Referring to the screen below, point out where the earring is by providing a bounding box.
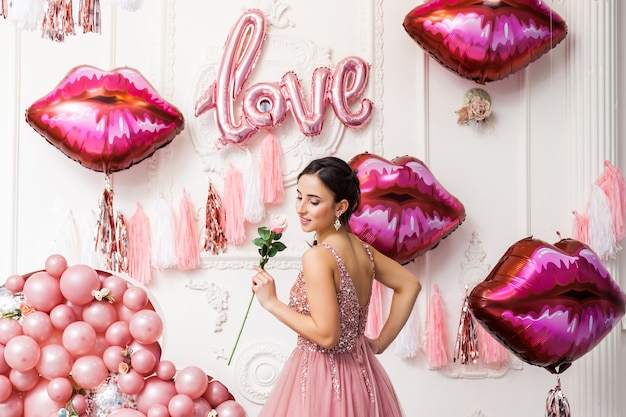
[334,216,342,231]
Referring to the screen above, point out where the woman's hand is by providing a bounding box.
[365,336,387,354]
[252,265,278,312]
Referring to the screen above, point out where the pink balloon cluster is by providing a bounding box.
[0,254,245,417]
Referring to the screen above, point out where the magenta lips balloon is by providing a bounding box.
[26,65,185,173]
[403,0,568,84]
[348,153,466,265]
[469,237,626,374]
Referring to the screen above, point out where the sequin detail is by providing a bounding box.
[288,242,375,402]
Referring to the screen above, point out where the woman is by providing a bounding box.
[252,156,421,417]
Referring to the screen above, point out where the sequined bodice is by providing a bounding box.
[289,242,374,353]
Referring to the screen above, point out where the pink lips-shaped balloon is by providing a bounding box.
[26,65,185,173]
[403,0,568,84]
[469,237,626,374]
[348,153,466,265]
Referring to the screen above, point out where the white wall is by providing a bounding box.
[0,1,624,416]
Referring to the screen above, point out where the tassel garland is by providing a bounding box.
[364,279,384,339]
[176,189,200,270]
[42,0,75,42]
[545,376,571,417]
[113,211,128,274]
[8,0,43,30]
[477,324,508,364]
[425,284,450,368]
[571,210,589,244]
[587,183,619,260]
[243,151,265,223]
[77,0,100,33]
[152,196,178,270]
[201,181,228,255]
[261,132,284,205]
[223,164,246,245]
[453,287,479,365]
[95,176,116,267]
[596,160,626,241]
[392,301,420,358]
[128,202,152,284]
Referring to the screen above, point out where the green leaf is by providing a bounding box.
[260,244,269,257]
[272,242,287,251]
[258,227,271,240]
[273,233,282,240]
[252,237,265,247]
[268,247,278,257]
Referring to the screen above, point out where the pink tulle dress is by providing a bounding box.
[258,243,404,417]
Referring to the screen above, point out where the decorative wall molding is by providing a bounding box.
[186,279,229,332]
[233,341,290,405]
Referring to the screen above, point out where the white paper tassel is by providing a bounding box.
[588,183,620,260]
[9,0,45,31]
[152,196,178,270]
[243,151,265,224]
[391,301,421,358]
[111,0,143,11]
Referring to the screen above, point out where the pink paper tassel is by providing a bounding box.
[1,0,7,18]
[365,279,384,339]
[128,202,152,284]
[596,160,626,241]
[176,189,200,270]
[425,284,449,368]
[572,210,589,244]
[223,165,246,245]
[202,181,228,254]
[477,324,508,364]
[261,132,284,205]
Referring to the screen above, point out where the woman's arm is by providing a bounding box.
[367,247,422,354]
[252,246,341,349]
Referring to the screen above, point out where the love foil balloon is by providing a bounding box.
[403,0,568,84]
[348,153,466,265]
[468,237,626,374]
[26,65,185,173]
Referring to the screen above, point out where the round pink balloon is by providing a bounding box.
[107,409,148,417]
[0,374,11,402]
[175,366,208,400]
[82,300,117,333]
[72,393,88,414]
[168,394,194,417]
[117,369,145,395]
[71,355,108,389]
[131,348,157,375]
[102,275,129,301]
[136,376,177,414]
[0,318,23,344]
[4,335,41,371]
[22,311,54,343]
[147,404,169,417]
[215,400,245,417]
[22,271,63,312]
[37,344,74,379]
[0,345,9,374]
[105,321,132,346]
[192,397,212,417]
[46,377,73,402]
[156,360,176,381]
[203,380,231,407]
[59,264,101,305]
[49,304,78,330]
[62,321,97,356]
[23,378,65,417]
[4,275,24,293]
[0,391,23,417]
[37,343,73,380]
[103,345,126,373]
[128,341,161,375]
[45,254,68,278]
[88,332,111,357]
[9,368,39,392]
[123,286,149,311]
[129,310,163,344]
[116,303,135,323]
